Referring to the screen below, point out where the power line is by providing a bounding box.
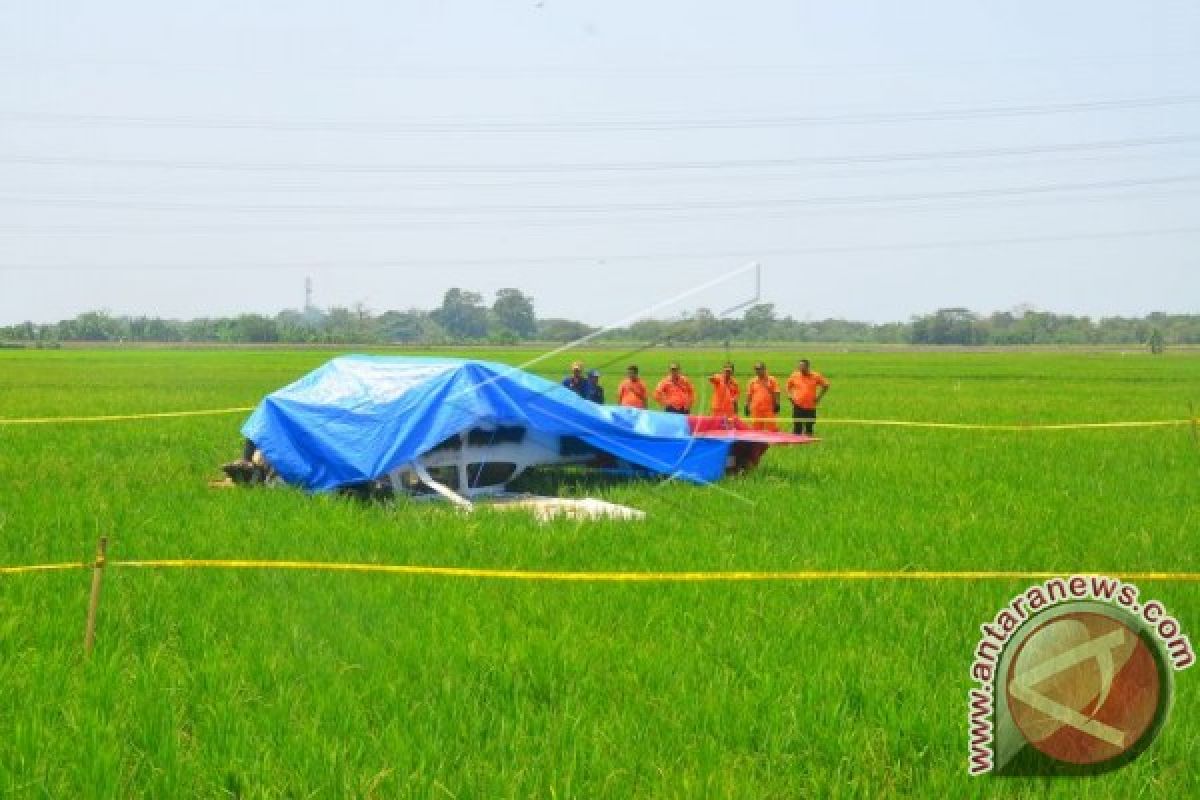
[4,93,1200,132]
[3,224,1198,271]
[1,180,1194,235]
[5,140,1200,195]
[2,49,1196,78]
[1,173,1195,215]
[4,132,1197,175]
[1,186,1195,234]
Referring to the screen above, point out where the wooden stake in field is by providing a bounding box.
[83,536,108,658]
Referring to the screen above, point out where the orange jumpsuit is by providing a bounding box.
[617,377,648,408]
[786,371,829,410]
[745,375,780,431]
[654,376,695,412]
[708,374,740,417]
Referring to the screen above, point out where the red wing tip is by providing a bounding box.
[692,431,819,444]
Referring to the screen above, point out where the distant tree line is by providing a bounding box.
[2,289,1195,348]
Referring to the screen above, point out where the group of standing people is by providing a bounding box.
[561,361,606,403]
[562,358,830,435]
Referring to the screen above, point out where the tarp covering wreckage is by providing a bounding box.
[242,355,748,492]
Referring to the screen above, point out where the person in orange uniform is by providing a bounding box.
[707,361,739,419]
[617,365,649,409]
[743,361,781,431]
[654,362,695,414]
[786,358,830,435]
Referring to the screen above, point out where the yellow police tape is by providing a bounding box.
[4,559,1200,583]
[0,406,1194,431]
[0,407,254,425]
[0,562,92,575]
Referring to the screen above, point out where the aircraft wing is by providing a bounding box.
[690,428,817,445]
[687,414,818,445]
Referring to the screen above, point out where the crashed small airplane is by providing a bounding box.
[220,355,815,520]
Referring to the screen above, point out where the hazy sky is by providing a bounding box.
[2,1,1198,325]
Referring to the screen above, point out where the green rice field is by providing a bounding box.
[1,347,1198,797]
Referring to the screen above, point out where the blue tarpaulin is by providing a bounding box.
[242,355,731,491]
